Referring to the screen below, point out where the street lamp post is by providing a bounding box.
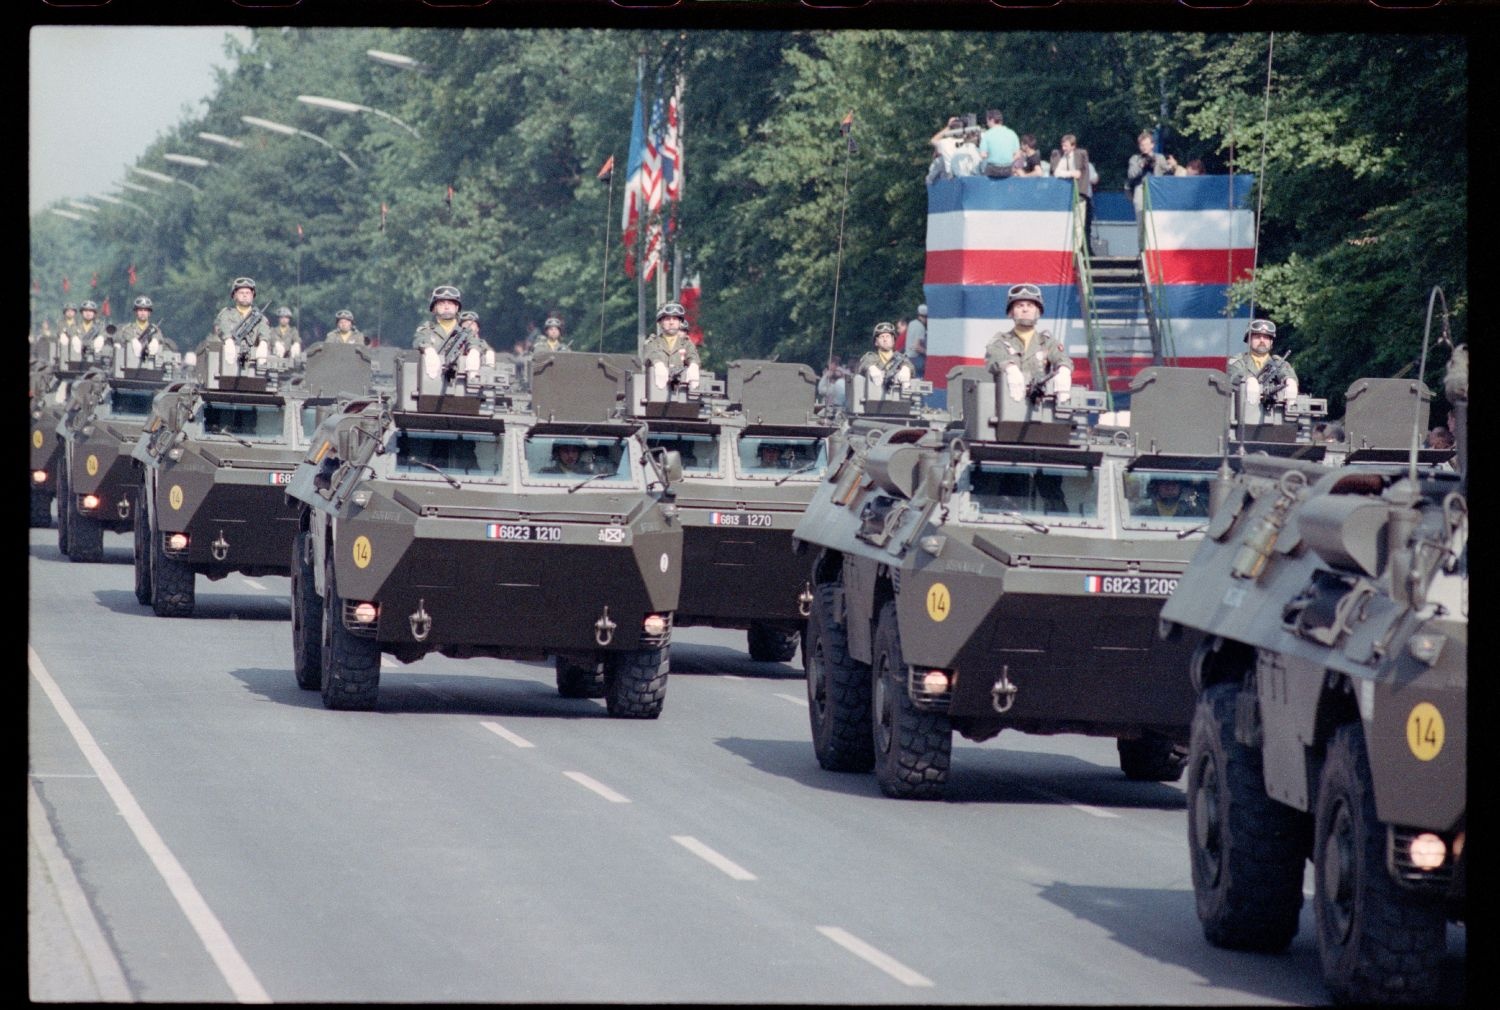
[367,49,424,72]
[117,180,157,195]
[129,165,201,195]
[164,153,215,169]
[49,208,85,222]
[198,132,244,150]
[297,94,421,140]
[67,200,100,214]
[241,115,360,171]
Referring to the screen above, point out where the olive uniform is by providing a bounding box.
[856,348,913,387]
[272,307,301,350]
[1226,351,1298,394]
[641,331,700,372]
[327,327,367,346]
[983,326,1070,383]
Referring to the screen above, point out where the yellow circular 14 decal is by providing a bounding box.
[925,582,951,622]
[168,485,184,510]
[32,429,44,449]
[86,454,99,476]
[352,535,373,569]
[1405,702,1444,761]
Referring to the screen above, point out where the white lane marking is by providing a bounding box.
[816,926,934,988]
[719,675,744,681]
[28,780,132,1000]
[417,683,457,702]
[670,835,757,881]
[563,771,630,804]
[1021,784,1120,819]
[774,692,809,707]
[381,656,398,669]
[480,721,535,749]
[29,647,272,1003]
[241,578,266,591]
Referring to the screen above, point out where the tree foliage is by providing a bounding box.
[30,28,1466,411]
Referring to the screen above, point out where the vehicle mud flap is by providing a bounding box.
[871,600,951,799]
[806,582,874,772]
[604,645,668,719]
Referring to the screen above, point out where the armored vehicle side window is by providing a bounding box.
[1122,469,1211,523]
[396,430,503,477]
[646,432,720,475]
[523,435,631,484]
[968,462,1098,519]
[108,389,156,418]
[736,436,827,479]
[300,406,321,442]
[202,401,286,439]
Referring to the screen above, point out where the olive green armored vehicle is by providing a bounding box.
[631,359,837,662]
[55,344,189,562]
[285,348,684,716]
[1161,321,1466,1003]
[131,342,376,616]
[793,366,1254,799]
[29,358,79,528]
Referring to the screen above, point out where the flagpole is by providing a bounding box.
[600,159,614,353]
[828,111,856,371]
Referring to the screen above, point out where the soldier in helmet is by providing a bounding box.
[272,306,300,350]
[57,302,81,349]
[211,276,278,361]
[856,321,914,393]
[74,299,107,360]
[1226,318,1299,407]
[120,296,175,367]
[328,309,366,346]
[534,316,570,353]
[984,282,1073,403]
[414,284,486,378]
[642,301,700,392]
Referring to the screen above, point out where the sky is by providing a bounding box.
[30,26,253,215]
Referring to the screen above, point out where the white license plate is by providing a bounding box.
[487,523,562,542]
[1083,574,1178,597]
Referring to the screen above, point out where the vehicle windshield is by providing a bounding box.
[201,401,286,440]
[646,431,720,475]
[1121,468,1212,524]
[523,434,632,485]
[735,435,827,480]
[108,389,156,419]
[396,429,503,478]
[966,462,1098,520]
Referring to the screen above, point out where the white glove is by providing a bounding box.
[70,336,83,358]
[460,347,481,373]
[895,365,913,389]
[1244,375,1262,404]
[684,361,701,391]
[146,337,160,358]
[482,348,496,367]
[289,341,302,359]
[184,351,197,368]
[866,365,886,389]
[253,341,269,361]
[1051,365,1072,403]
[1004,363,1025,402]
[651,360,670,390]
[91,335,105,354]
[1281,376,1299,403]
[272,339,287,358]
[422,346,442,380]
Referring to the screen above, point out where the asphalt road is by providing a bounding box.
[28,528,1466,1003]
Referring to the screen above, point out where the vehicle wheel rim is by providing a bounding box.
[873,651,894,755]
[1192,754,1223,888]
[1321,798,1356,944]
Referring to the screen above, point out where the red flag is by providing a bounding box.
[840,110,854,135]
[101,296,111,317]
[128,264,137,286]
[597,155,615,181]
[445,185,454,208]
[680,273,703,345]
[31,278,40,294]
[380,202,388,232]
[297,223,303,239]
[90,272,98,288]
[62,276,70,293]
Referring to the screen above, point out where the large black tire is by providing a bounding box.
[150,517,196,617]
[556,656,606,699]
[290,530,324,690]
[1118,732,1188,782]
[30,488,53,529]
[871,600,951,800]
[132,487,153,606]
[1313,721,1446,1004]
[56,461,71,556]
[320,559,382,710]
[1188,682,1308,952]
[68,510,104,563]
[604,646,668,718]
[805,582,873,772]
[747,622,799,663]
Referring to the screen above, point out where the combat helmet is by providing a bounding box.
[429,285,462,310]
[1243,318,1276,344]
[334,309,355,322]
[1006,283,1044,314]
[871,321,898,342]
[230,276,256,294]
[132,296,153,311]
[656,301,686,321]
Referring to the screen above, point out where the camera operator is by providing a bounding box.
[818,353,851,407]
[1127,130,1170,211]
[926,115,968,184]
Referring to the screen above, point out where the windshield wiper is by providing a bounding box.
[998,510,1050,533]
[410,458,461,489]
[214,427,255,448]
[775,460,821,486]
[1177,521,1210,540]
[567,471,615,493]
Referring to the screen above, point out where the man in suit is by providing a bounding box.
[1050,134,1094,254]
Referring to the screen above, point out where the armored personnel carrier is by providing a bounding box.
[630,359,837,662]
[285,348,684,716]
[1161,320,1466,1003]
[793,365,1239,799]
[54,343,189,562]
[29,359,78,528]
[131,341,376,616]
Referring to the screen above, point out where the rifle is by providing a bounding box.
[227,303,267,363]
[435,323,473,380]
[1257,359,1291,407]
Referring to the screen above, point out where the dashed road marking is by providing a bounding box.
[670,835,757,880]
[480,721,535,749]
[774,693,809,707]
[29,647,271,1003]
[719,675,744,681]
[816,926,934,987]
[1020,784,1120,819]
[563,771,630,804]
[241,578,266,591]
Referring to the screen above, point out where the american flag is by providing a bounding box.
[622,67,646,277]
[662,78,684,203]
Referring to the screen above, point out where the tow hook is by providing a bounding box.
[594,607,617,647]
[116,496,131,519]
[211,530,230,561]
[409,598,432,641]
[797,583,814,617]
[990,665,1018,714]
